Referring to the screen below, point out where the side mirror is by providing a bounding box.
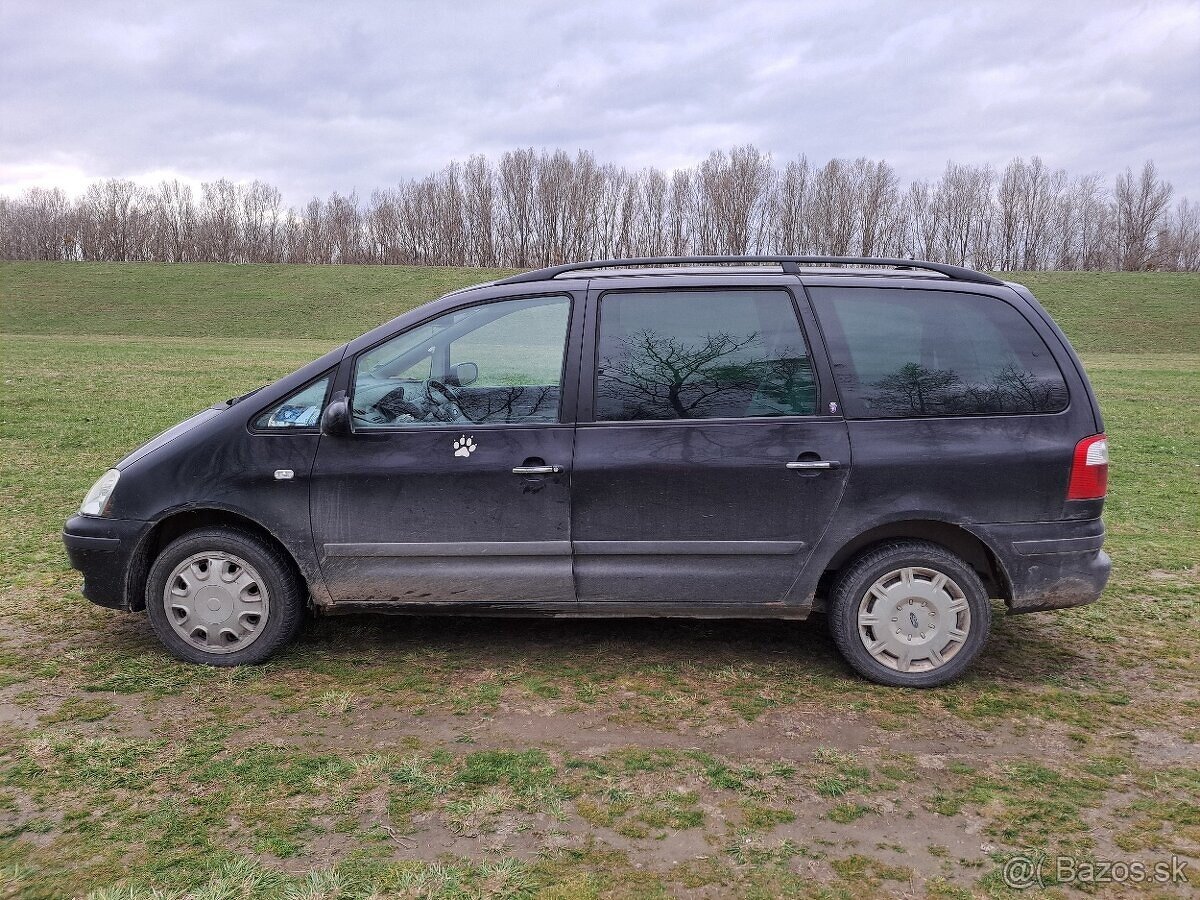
[448,361,478,387]
[320,397,352,437]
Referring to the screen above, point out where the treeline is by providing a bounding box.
[2,147,1197,271]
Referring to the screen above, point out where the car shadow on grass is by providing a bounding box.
[295,611,841,669]
[68,598,1104,718]
[279,605,1100,693]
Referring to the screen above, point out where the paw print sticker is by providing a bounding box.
[453,435,476,458]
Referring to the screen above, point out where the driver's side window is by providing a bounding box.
[352,295,571,428]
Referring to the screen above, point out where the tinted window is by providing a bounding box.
[254,375,331,429]
[595,289,817,421]
[353,296,570,428]
[810,287,1068,418]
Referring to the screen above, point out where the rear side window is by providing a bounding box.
[810,287,1068,418]
[595,289,817,421]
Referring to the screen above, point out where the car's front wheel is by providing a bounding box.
[828,540,991,687]
[145,527,304,665]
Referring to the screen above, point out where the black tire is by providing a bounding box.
[828,540,991,688]
[145,527,305,666]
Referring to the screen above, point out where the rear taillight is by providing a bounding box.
[1067,434,1108,500]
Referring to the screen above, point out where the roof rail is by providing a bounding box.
[495,256,1004,286]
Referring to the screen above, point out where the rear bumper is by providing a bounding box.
[62,515,150,610]
[969,518,1111,613]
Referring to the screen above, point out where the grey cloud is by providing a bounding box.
[2,0,1197,202]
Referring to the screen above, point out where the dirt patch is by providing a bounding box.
[1131,729,1200,765]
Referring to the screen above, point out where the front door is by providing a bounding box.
[571,281,851,611]
[311,293,578,607]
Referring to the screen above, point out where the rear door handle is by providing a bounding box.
[512,465,563,475]
[786,460,840,470]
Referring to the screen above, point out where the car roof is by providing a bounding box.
[477,256,1004,288]
[357,257,1016,360]
[562,264,957,280]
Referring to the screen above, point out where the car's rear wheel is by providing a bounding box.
[828,540,991,687]
[145,527,304,665]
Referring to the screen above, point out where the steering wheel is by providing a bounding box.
[424,377,482,424]
[374,385,424,421]
[425,378,462,406]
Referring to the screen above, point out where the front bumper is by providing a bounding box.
[62,515,151,610]
[969,518,1111,613]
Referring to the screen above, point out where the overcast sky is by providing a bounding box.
[2,0,1198,203]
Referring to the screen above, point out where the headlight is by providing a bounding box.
[80,469,120,517]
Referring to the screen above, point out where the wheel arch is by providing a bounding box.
[125,507,308,612]
[817,520,1012,603]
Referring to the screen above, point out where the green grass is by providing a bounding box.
[2,261,1197,353]
[0,261,514,341]
[1,262,1198,898]
[1010,271,1200,353]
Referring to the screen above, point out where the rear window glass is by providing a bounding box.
[810,287,1068,418]
[595,289,817,421]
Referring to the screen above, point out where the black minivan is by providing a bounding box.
[63,257,1111,687]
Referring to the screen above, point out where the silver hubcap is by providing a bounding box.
[857,566,971,673]
[164,552,269,654]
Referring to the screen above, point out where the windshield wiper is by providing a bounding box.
[225,386,264,406]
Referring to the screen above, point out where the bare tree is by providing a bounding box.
[695,146,773,254]
[198,179,241,263]
[297,197,327,264]
[809,159,859,257]
[1070,173,1111,269]
[81,179,152,261]
[1019,158,1067,270]
[152,180,197,262]
[770,155,811,254]
[1162,198,1200,271]
[0,197,16,259]
[936,162,995,268]
[366,188,403,264]
[997,158,1026,270]
[497,148,536,267]
[858,159,900,257]
[242,180,283,263]
[1,149,1195,271]
[564,151,604,261]
[666,169,694,256]
[634,167,669,257]
[1114,161,1173,270]
[325,192,364,264]
[463,155,497,267]
[9,187,73,260]
[905,179,940,261]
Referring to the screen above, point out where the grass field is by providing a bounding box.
[1,262,1198,899]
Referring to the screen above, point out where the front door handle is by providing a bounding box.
[513,465,563,475]
[786,460,840,470]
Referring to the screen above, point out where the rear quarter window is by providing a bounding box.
[810,287,1068,418]
[252,374,333,430]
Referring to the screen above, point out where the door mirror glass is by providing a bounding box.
[448,361,478,387]
[320,397,352,436]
